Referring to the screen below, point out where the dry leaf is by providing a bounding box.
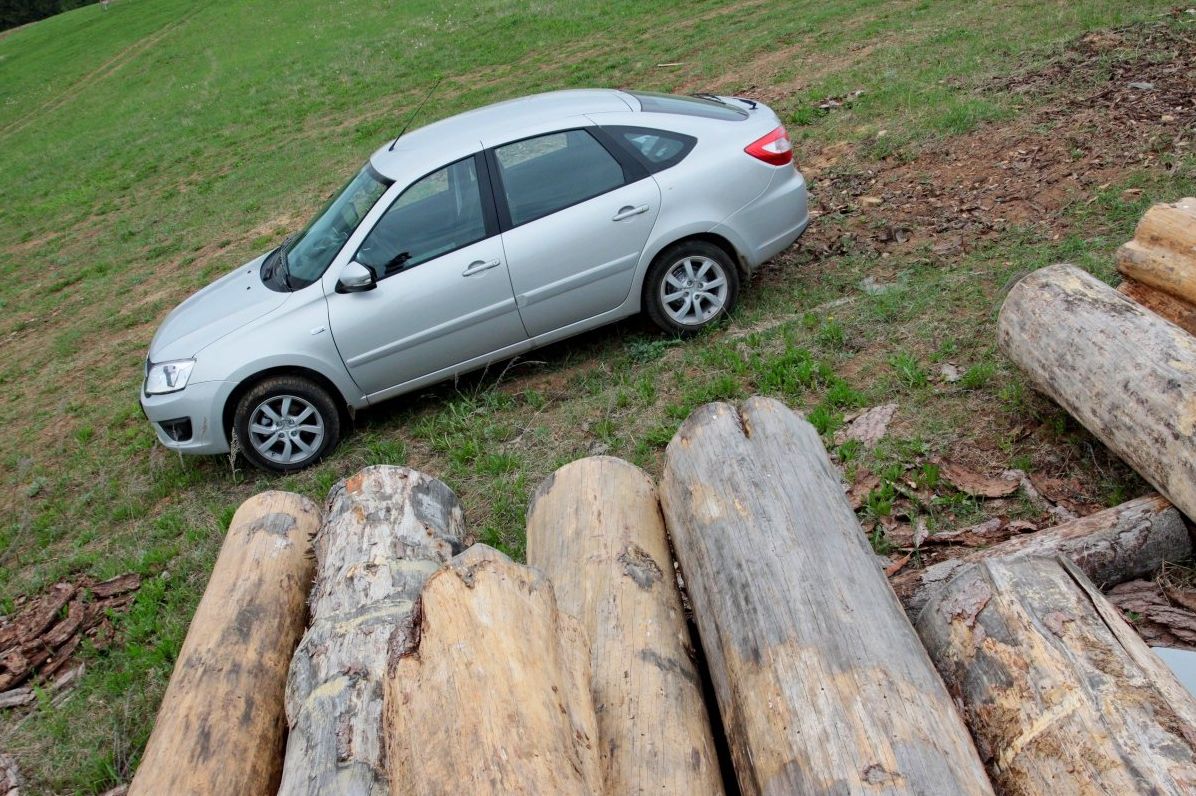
[847,469,881,510]
[939,460,1020,498]
[885,554,913,577]
[834,403,898,449]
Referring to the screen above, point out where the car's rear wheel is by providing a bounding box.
[234,375,341,473]
[644,240,740,335]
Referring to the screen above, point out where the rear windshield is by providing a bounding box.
[630,91,748,121]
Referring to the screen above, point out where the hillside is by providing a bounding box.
[1,0,1193,791]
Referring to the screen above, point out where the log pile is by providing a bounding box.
[126,335,1196,794]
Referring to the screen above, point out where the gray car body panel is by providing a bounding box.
[140,89,809,455]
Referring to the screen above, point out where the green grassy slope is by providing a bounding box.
[0,0,1188,790]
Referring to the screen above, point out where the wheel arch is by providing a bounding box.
[222,365,353,442]
[638,231,747,304]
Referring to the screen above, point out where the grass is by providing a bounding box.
[1,0,1192,791]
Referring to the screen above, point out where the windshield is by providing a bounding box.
[277,163,393,288]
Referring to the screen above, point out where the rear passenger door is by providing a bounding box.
[487,128,660,338]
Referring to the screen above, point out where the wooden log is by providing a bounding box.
[1117,199,1196,305]
[526,456,724,795]
[384,545,603,795]
[278,466,467,796]
[129,491,319,796]
[917,555,1196,793]
[660,397,993,795]
[1119,277,1196,337]
[894,494,1191,616]
[998,264,1196,521]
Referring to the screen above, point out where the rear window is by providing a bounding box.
[605,126,696,172]
[630,91,748,121]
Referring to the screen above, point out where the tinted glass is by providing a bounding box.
[495,129,625,227]
[355,157,486,277]
[630,91,748,121]
[612,126,696,171]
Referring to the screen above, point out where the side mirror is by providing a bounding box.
[336,261,377,294]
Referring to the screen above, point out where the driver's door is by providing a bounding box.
[326,154,526,399]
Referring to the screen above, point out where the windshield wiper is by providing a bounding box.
[274,232,298,290]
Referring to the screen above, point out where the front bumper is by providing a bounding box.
[139,380,232,455]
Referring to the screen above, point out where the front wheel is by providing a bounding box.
[233,376,341,473]
[643,241,740,335]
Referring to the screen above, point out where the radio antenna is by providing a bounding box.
[389,77,443,151]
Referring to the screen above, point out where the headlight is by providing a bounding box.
[145,359,195,395]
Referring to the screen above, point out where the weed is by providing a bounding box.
[959,361,997,390]
[889,351,928,389]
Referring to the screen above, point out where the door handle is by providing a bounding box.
[612,204,650,221]
[462,258,501,276]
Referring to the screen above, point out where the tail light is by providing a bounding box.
[745,126,793,166]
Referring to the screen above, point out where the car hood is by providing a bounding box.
[148,253,290,362]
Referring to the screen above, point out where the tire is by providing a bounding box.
[643,240,741,335]
[233,375,341,473]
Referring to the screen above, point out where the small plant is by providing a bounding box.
[364,438,406,466]
[959,361,996,390]
[816,317,846,348]
[626,337,681,362]
[914,462,940,489]
[807,404,842,436]
[836,438,862,463]
[824,378,865,408]
[889,351,928,388]
[869,525,895,555]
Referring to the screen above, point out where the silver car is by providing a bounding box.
[140,89,809,472]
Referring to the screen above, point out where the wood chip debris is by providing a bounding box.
[1108,579,1196,649]
[0,574,140,706]
[0,753,20,796]
[937,460,1021,498]
[834,403,898,449]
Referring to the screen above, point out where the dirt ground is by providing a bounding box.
[800,22,1195,261]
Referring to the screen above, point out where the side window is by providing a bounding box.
[355,156,487,277]
[609,126,697,173]
[494,129,626,227]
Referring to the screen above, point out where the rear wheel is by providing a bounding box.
[644,240,740,335]
[234,376,341,473]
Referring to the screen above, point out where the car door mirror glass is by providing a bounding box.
[336,261,377,293]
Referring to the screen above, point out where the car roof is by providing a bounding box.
[370,89,637,180]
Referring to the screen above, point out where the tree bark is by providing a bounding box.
[526,456,724,795]
[1117,199,1196,305]
[384,545,603,795]
[659,396,993,796]
[278,466,468,796]
[129,491,319,796]
[917,555,1196,793]
[893,494,1190,616]
[999,264,1196,522]
[1118,278,1196,338]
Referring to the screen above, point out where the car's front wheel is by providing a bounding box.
[644,240,740,335]
[233,375,341,473]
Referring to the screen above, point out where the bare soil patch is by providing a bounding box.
[801,22,1196,261]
